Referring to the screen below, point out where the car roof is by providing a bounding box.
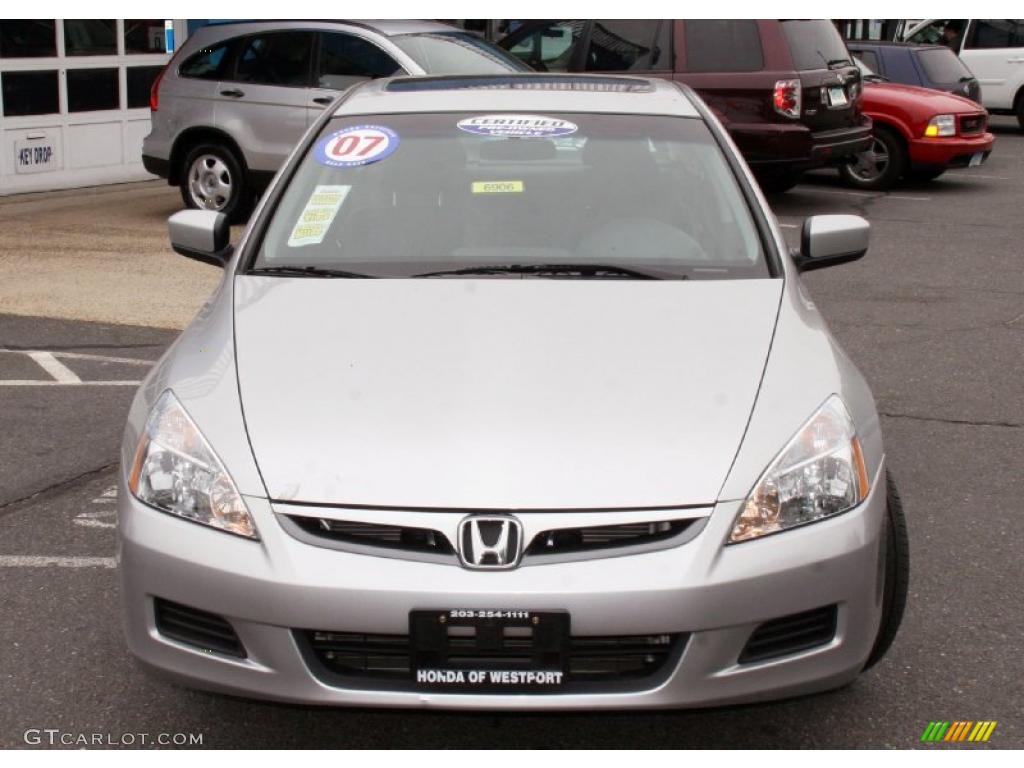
[846,40,948,51]
[191,19,458,42]
[332,75,702,118]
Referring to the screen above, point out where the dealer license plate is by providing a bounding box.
[410,609,570,691]
[827,86,849,107]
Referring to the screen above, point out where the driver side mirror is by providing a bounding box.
[168,210,233,268]
[793,214,869,272]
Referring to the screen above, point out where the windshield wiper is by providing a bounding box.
[827,58,851,68]
[248,265,375,279]
[414,263,663,280]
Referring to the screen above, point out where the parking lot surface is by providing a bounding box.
[1,117,1021,748]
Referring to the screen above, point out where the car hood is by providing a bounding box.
[233,277,782,509]
[863,81,982,112]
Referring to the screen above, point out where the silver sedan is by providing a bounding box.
[119,74,908,709]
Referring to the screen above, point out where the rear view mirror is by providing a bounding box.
[168,210,232,268]
[795,214,869,272]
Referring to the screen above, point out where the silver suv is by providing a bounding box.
[142,20,526,220]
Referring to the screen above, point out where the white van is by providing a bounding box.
[904,19,1024,127]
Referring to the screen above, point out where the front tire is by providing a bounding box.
[179,143,252,223]
[839,126,906,190]
[863,471,910,670]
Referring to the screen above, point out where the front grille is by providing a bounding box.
[301,629,685,691]
[154,598,246,658]
[526,519,695,556]
[959,113,986,135]
[738,605,837,664]
[287,516,454,555]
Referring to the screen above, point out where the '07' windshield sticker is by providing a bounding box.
[457,114,578,138]
[314,125,400,168]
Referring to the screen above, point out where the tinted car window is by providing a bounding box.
[848,47,880,73]
[318,32,401,90]
[916,47,972,82]
[392,33,527,75]
[965,20,1024,49]
[685,20,764,72]
[236,31,314,86]
[179,42,231,80]
[502,21,586,72]
[781,20,851,70]
[585,21,669,71]
[255,113,767,280]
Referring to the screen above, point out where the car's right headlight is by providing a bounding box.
[729,395,870,544]
[128,390,257,539]
[924,114,956,137]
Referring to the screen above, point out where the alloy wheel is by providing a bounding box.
[187,154,233,211]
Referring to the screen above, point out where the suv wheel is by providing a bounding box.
[863,471,910,670]
[180,143,252,223]
[840,126,906,191]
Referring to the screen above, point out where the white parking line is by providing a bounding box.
[0,556,116,569]
[0,348,148,386]
[0,348,155,366]
[27,351,81,383]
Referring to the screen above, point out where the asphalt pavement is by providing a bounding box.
[1,117,1021,749]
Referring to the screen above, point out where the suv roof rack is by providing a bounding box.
[385,74,656,94]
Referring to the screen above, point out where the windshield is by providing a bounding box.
[253,112,768,280]
[393,33,529,75]
[781,20,852,70]
[916,47,972,83]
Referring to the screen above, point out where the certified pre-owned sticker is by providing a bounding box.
[314,125,399,168]
[457,114,578,138]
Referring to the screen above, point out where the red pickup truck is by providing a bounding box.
[840,59,995,189]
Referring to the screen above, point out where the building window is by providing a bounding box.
[127,65,164,108]
[64,20,117,56]
[67,67,119,111]
[0,20,57,58]
[124,19,166,54]
[1,70,59,116]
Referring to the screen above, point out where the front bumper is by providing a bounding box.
[119,463,888,710]
[908,132,995,169]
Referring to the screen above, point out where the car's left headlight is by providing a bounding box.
[128,390,257,539]
[729,395,870,544]
[924,114,956,137]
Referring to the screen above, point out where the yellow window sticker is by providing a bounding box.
[287,184,350,247]
[471,180,524,195]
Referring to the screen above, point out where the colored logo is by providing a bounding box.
[921,721,997,742]
[457,114,578,138]
[314,125,399,168]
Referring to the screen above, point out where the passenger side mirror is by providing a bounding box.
[168,210,233,268]
[794,214,869,272]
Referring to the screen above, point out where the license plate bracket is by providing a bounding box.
[828,86,849,107]
[410,610,570,691]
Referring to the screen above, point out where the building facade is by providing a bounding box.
[0,19,186,195]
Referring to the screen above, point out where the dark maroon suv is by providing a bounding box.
[500,19,872,192]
